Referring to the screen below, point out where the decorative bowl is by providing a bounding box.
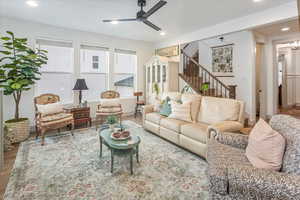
[111,131,131,141]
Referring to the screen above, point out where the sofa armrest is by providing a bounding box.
[142,105,154,122]
[228,165,300,199]
[208,121,243,138]
[212,131,249,150]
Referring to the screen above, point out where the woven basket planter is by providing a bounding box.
[4,118,30,144]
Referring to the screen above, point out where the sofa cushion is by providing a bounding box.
[269,115,300,175]
[145,112,166,124]
[168,101,192,122]
[160,118,188,132]
[181,123,209,143]
[198,96,240,124]
[207,139,252,195]
[246,119,285,171]
[181,94,202,122]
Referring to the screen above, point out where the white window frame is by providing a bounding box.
[113,49,137,98]
[80,44,110,101]
[34,38,75,104]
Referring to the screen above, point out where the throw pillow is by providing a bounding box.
[37,102,63,116]
[246,119,286,171]
[198,96,240,124]
[100,99,120,108]
[168,101,192,122]
[159,97,172,117]
[182,94,202,122]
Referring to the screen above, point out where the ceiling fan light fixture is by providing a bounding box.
[111,20,119,25]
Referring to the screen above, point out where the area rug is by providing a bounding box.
[4,121,209,200]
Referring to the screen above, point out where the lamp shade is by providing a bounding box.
[73,79,88,90]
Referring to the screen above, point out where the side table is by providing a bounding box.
[64,106,92,128]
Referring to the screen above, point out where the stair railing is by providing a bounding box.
[181,50,236,99]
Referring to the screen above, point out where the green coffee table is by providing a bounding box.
[99,125,141,175]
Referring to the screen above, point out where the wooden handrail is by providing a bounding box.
[181,50,231,91]
[181,49,236,99]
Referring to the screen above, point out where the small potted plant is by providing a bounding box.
[0,31,48,144]
[106,115,118,132]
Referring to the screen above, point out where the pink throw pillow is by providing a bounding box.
[246,119,286,171]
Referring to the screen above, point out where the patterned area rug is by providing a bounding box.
[4,121,209,200]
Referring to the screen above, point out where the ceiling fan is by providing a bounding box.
[102,0,167,31]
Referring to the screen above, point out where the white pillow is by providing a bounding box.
[168,101,192,122]
[198,96,240,124]
[100,99,120,107]
[37,102,63,116]
[181,94,202,122]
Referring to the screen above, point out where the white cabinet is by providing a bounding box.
[145,56,179,104]
[0,90,3,170]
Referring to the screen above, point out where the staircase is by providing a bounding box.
[180,50,236,99]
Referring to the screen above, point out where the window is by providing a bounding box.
[35,39,74,103]
[80,45,109,101]
[113,49,137,97]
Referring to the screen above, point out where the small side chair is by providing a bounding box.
[134,92,145,118]
[34,94,74,145]
[96,91,123,128]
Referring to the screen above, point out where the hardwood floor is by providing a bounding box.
[0,114,142,200]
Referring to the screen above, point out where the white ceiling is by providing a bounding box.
[254,19,300,37]
[0,0,296,42]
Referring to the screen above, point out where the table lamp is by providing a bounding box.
[73,79,88,105]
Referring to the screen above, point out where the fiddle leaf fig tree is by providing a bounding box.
[0,31,48,120]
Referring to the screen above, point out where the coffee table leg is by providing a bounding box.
[99,136,103,157]
[111,149,114,173]
[136,145,139,163]
[130,149,133,175]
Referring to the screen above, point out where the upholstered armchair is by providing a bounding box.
[96,91,123,127]
[34,94,74,145]
[206,115,300,200]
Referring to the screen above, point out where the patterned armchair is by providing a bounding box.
[96,91,123,127]
[206,115,300,200]
[34,94,74,145]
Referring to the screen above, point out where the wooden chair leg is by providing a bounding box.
[41,130,45,146]
[36,126,40,139]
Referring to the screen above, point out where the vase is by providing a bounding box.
[109,124,115,132]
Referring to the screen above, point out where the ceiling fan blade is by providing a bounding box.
[103,18,137,22]
[143,20,161,31]
[143,0,167,18]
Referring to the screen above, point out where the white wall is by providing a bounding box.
[197,31,256,121]
[0,17,155,125]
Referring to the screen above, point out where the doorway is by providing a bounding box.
[255,43,266,119]
[277,42,300,119]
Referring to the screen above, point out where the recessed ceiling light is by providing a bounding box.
[26,0,38,7]
[253,0,262,2]
[160,31,166,36]
[281,27,290,32]
[111,20,119,25]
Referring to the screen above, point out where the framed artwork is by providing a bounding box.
[211,44,234,73]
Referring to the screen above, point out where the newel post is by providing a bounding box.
[228,85,237,99]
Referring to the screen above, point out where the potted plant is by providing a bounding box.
[106,115,118,132]
[0,31,48,143]
[153,82,160,100]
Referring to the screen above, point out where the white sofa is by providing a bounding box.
[143,92,245,158]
